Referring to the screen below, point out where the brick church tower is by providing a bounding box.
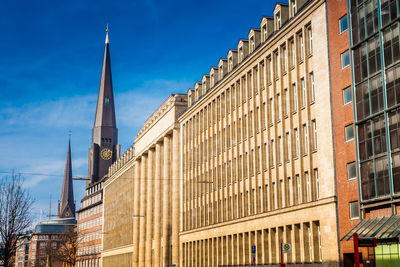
[88,27,120,184]
[76,28,119,267]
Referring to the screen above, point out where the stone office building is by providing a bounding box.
[101,94,187,267]
[179,0,340,266]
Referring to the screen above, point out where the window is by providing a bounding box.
[285,88,289,116]
[289,38,295,67]
[270,139,275,167]
[278,136,283,164]
[347,162,357,180]
[301,78,306,107]
[312,120,317,150]
[305,172,311,202]
[349,201,359,219]
[277,93,281,120]
[307,25,313,55]
[381,0,399,26]
[270,97,274,124]
[310,72,315,102]
[343,86,352,105]
[383,23,400,67]
[303,124,308,154]
[345,124,354,142]
[292,83,298,112]
[273,51,279,78]
[339,15,348,34]
[296,174,302,204]
[294,128,299,157]
[341,50,350,68]
[314,169,319,200]
[298,32,304,60]
[281,45,287,73]
[276,11,281,29]
[263,25,268,41]
[286,132,291,161]
[291,0,296,15]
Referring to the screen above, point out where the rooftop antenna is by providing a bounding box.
[48,194,51,217]
[47,194,57,218]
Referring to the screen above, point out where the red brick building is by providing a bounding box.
[326,0,360,265]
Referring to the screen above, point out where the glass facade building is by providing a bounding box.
[349,0,400,203]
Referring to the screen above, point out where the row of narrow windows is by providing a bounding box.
[183,118,317,175]
[183,71,316,169]
[182,168,319,230]
[189,22,313,107]
[182,220,322,267]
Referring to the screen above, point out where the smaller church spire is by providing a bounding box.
[58,136,75,218]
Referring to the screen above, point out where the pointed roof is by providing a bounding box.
[94,28,116,128]
[59,138,75,218]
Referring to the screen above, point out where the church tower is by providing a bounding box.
[88,27,120,184]
[58,137,75,218]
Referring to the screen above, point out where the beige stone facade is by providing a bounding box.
[179,0,339,266]
[101,94,187,267]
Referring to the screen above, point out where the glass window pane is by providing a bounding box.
[356,80,370,120]
[341,50,350,68]
[372,114,387,156]
[392,151,400,193]
[343,87,352,105]
[389,108,400,151]
[339,15,348,34]
[370,74,384,114]
[375,156,390,197]
[360,160,375,200]
[349,201,359,219]
[347,162,357,180]
[345,124,354,141]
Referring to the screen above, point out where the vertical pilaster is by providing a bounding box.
[133,159,141,267]
[162,135,171,266]
[138,154,147,267]
[172,129,180,266]
[145,149,154,265]
[153,142,162,267]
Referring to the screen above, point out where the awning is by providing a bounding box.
[341,215,400,243]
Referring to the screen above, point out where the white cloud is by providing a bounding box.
[0,95,96,131]
[0,78,191,225]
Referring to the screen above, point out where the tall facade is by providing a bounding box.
[340,0,400,266]
[101,94,187,267]
[325,0,360,266]
[179,0,340,266]
[77,29,120,267]
[58,138,76,219]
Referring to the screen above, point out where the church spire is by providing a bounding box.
[89,26,120,184]
[58,136,75,218]
[93,26,116,128]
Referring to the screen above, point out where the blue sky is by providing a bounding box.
[0,0,277,224]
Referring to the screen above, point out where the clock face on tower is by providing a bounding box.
[100,148,113,160]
